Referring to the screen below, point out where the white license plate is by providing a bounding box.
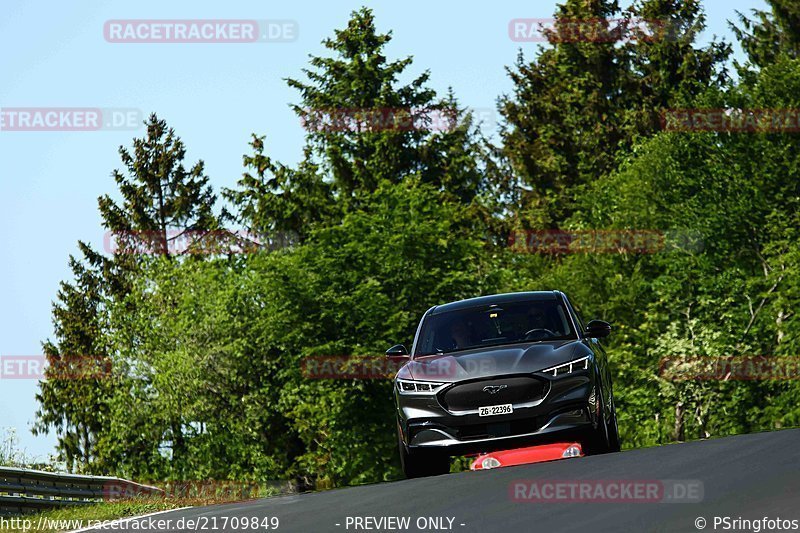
[479,404,513,417]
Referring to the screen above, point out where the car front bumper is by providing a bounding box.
[395,372,596,456]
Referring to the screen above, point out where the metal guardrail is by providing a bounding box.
[0,466,162,515]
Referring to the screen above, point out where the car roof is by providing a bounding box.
[428,291,561,315]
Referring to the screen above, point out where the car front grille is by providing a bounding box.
[440,376,549,411]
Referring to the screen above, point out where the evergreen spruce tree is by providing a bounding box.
[98,113,217,258]
[34,243,112,473]
[227,7,490,236]
[500,0,728,228]
[732,0,800,68]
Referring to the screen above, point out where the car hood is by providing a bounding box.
[400,340,591,383]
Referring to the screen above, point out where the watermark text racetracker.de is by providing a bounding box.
[508,229,703,254]
[302,356,404,379]
[103,229,298,255]
[103,479,295,502]
[508,17,676,43]
[301,355,496,380]
[662,108,800,133]
[510,479,703,503]
[0,355,111,380]
[660,355,800,381]
[0,108,142,132]
[299,106,497,134]
[104,19,298,43]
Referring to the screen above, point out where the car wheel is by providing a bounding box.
[398,426,450,478]
[582,385,611,455]
[606,393,621,453]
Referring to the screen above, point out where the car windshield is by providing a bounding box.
[414,299,577,357]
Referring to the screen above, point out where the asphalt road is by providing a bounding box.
[84,429,800,533]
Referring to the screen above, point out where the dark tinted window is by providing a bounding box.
[415,299,576,357]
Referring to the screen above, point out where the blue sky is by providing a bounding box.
[0,0,766,460]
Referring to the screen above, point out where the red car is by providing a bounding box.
[470,442,583,470]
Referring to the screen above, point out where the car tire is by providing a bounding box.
[606,393,621,453]
[583,385,612,455]
[398,427,450,478]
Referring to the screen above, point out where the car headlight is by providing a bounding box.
[562,444,582,458]
[541,356,589,377]
[396,378,447,395]
[480,457,502,469]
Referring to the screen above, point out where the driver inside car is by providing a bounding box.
[527,307,549,331]
[448,320,472,350]
[524,306,559,339]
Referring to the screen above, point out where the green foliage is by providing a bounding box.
[499,0,729,226]
[34,242,113,473]
[267,179,498,486]
[499,0,625,225]
[732,0,800,68]
[223,135,336,241]
[98,113,218,257]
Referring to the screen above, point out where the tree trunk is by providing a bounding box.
[674,400,685,442]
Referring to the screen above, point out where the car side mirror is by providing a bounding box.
[385,344,409,358]
[585,320,611,338]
